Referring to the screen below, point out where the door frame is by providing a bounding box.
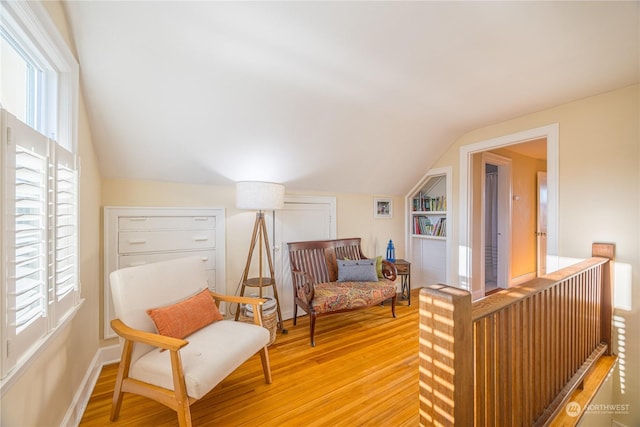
[459,123,559,300]
[480,152,512,295]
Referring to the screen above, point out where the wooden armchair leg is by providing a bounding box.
[176,405,192,427]
[170,350,193,427]
[111,340,133,421]
[260,347,273,384]
[110,386,125,422]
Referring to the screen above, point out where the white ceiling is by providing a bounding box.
[62,1,639,195]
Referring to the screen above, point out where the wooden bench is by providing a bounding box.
[287,238,397,346]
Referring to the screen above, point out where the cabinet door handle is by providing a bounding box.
[128,239,147,244]
[193,237,209,242]
[128,217,147,221]
[200,257,209,262]
[194,217,209,221]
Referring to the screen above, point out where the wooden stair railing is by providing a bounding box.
[418,243,614,426]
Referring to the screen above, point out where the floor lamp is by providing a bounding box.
[235,181,287,333]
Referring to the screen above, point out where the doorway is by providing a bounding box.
[459,124,556,300]
[484,164,498,292]
[481,152,512,296]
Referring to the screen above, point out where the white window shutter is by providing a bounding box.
[52,144,78,324]
[2,110,49,376]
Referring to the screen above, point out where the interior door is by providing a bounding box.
[537,172,548,276]
[268,197,336,320]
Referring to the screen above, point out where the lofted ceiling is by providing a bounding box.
[62,1,639,195]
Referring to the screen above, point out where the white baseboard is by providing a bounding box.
[101,344,121,365]
[61,344,120,427]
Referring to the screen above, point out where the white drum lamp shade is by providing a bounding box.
[236,181,285,211]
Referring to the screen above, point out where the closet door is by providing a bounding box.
[270,196,336,320]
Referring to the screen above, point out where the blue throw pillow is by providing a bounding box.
[337,259,378,282]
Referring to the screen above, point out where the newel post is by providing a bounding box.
[419,285,473,426]
[592,243,615,356]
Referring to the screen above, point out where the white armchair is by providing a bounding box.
[109,256,272,426]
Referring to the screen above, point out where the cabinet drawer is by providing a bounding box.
[118,250,216,270]
[395,262,410,274]
[118,230,216,253]
[118,216,216,231]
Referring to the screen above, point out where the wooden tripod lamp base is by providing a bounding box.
[235,181,287,333]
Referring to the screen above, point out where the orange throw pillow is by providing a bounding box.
[147,289,223,339]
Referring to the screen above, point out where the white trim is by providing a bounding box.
[61,344,121,427]
[99,344,122,365]
[480,152,513,295]
[405,166,453,284]
[1,1,79,151]
[459,123,559,297]
[61,349,102,427]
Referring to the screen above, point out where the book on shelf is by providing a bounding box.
[413,216,446,237]
[433,218,446,237]
[412,193,447,212]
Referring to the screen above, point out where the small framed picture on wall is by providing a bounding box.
[374,197,393,219]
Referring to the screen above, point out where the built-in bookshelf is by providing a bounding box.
[406,167,451,287]
[410,174,447,239]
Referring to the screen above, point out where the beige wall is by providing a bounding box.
[0,2,103,426]
[433,84,640,425]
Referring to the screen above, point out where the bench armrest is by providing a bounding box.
[291,269,315,305]
[381,260,397,281]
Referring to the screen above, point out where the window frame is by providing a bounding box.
[1,0,80,392]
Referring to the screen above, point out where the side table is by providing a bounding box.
[393,259,411,305]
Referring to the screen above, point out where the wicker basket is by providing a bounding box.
[238,299,278,346]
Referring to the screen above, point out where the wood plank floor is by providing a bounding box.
[80,293,420,426]
[79,288,614,427]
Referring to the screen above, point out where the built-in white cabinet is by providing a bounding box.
[406,167,452,287]
[103,207,225,339]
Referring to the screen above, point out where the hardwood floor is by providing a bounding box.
[80,294,420,426]
[79,287,614,426]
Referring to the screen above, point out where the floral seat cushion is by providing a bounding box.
[311,280,396,314]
